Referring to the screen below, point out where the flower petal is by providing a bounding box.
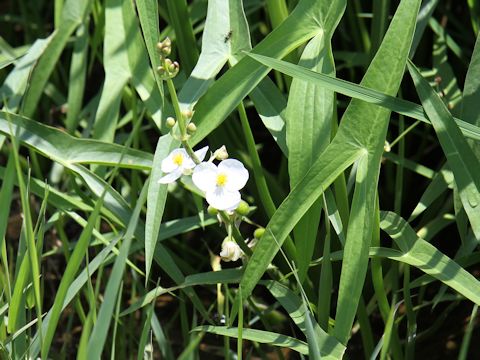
[206,187,241,211]
[161,148,187,173]
[218,159,249,191]
[192,162,218,192]
[220,240,243,262]
[183,146,209,169]
[158,168,182,184]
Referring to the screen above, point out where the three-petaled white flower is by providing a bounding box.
[220,238,243,262]
[158,146,208,184]
[192,159,249,211]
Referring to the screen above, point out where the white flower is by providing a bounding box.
[220,238,243,262]
[192,159,249,211]
[158,146,208,184]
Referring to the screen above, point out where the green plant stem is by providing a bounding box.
[165,77,199,163]
[237,101,296,260]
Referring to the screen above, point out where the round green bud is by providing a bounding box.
[207,205,218,216]
[181,109,193,119]
[254,227,265,239]
[235,200,250,216]
[166,117,176,128]
[187,122,197,134]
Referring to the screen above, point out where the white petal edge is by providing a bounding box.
[183,146,209,169]
[161,148,187,173]
[206,187,241,211]
[192,162,218,192]
[218,159,249,191]
[158,169,182,184]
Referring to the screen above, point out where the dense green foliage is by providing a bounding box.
[0,0,479,358]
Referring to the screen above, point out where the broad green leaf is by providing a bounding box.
[408,61,480,241]
[192,325,309,355]
[22,0,92,117]
[0,154,15,258]
[286,22,341,281]
[462,34,480,148]
[189,0,348,147]
[0,38,51,112]
[334,0,420,343]
[135,0,164,111]
[235,0,421,347]
[145,134,178,282]
[122,0,163,128]
[380,211,480,305]
[65,22,88,133]
[245,53,480,142]
[92,0,130,142]
[0,111,153,169]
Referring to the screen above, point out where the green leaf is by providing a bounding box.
[65,21,88,133]
[0,111,153,169]
[192,325,309,355]
[264,280,346,359]
[92,0,130,142]
[41,193,105,358]
[408,60,480,241]
[87,181,149,358]
[245,53,480,142]
[166,0,198,75]
[189,0,346,147]
[286,26,341,281]
[380,211,480,305]
[145,134,178,282]
[22,0,92,117]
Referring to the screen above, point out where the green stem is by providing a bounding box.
[165,77,199,163]
[237,101,297,260]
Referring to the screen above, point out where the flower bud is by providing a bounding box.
[220,238,243,262]
[207,205,218,216]
[157,66,166,76]
[187,122,197,134]
[235,200,250,216]
[254,227,265,239]
[384,140,391,152]
[213,145,229,160]
[168,61,179,75]
[181,109,193,119]
[166,117,176,128]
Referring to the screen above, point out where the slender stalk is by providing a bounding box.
[237,101,297,260]
[165,77,199,163]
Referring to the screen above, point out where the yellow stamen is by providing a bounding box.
[216,173,227,186]
[173,153,184,166]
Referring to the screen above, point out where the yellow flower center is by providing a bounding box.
[173,153,184,166]
[216,173,227,187]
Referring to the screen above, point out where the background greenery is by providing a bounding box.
[0,0,479,358]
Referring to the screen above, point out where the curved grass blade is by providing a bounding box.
[192,325,309,355]
[92,0,130,142]
[286,23,342,281]
[41,193,106,358]
[408,61,480,241]
[380,211,480,305]
[245,53,480,142]
[0,111,153,169]
[22,0,92,117]
[145,134,177,282]
[87,181,149,358]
